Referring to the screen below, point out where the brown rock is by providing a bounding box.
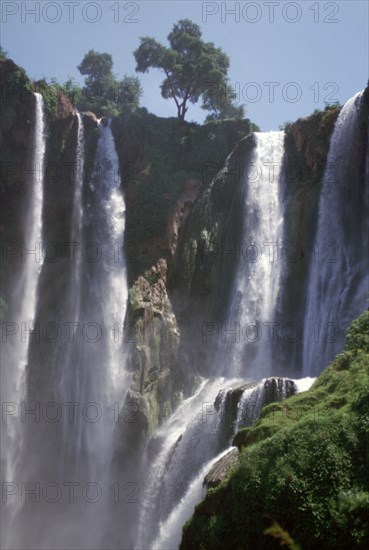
[168,178,201,256]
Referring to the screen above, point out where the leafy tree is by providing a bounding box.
[77,50,141,116]
[134,19,235,121]
[203,83,245,121]
[116,75,142,111]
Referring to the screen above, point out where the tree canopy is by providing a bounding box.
[134,19,241,121]
[77,49,142,117]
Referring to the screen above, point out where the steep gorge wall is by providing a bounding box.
[111,111,258,444]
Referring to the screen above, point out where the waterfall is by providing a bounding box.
[3,82,366,550]
[4,117,129,550]
[225,131,285,378]
[1,92,46,485]
[302,91,368,375]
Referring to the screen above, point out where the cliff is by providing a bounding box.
[111,109,259,442]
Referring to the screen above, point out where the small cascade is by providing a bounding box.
[234,382,267,433]
[302,91,368,375]
[225,131,285,378]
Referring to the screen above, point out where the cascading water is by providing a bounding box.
[151,447,233,550]
[302,91,369,375]
[135,377,243,549]
[4,117,129,550]
[225,131,285,378]
[135,374,314,550]
[1,92,46,489]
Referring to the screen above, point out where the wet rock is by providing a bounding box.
[204,447,239,489]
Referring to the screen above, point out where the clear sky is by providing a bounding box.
[1,0,368,129]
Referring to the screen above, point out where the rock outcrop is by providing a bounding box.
[204,447,239,489]
[123,259,182,444]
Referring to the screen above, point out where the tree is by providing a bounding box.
[77,50,115,115]
[77,50,141,116]
[116,75,142,111]
[203,83,245,121]
[134,19,235,121]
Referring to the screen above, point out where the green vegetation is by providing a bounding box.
[0,64,34,136]
[134,19,241,121]
[181,311,369,549]
[77,49,142,117]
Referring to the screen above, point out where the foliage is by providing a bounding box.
[0,65,34,133]
[77,49,141,116]
[32,78,83,121]
[264,519,301,550]
[181,311,369,549]
[345,311,369,353]
[134,19,239,120]
[203,83,245,121]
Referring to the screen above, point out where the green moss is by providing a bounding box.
[181,311,369,550]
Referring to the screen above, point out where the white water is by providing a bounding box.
[234,376,316,432]
[151,447,233,550]
[226,131,285,378]
[60,117,129,530]
[4,117,129,550]
[1,92,46,486]
[136,377,244,549]
[234,381,267,433]
[302,91,368,375]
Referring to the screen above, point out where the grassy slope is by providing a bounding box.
[181,311,369,550]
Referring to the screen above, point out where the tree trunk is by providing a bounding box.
[177,101,188,121]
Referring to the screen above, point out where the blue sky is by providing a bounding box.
[2,0,368,129]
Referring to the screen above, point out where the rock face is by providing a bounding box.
[123,259,182,446]
[111,111,258,282]
[168,178,201,256]
[110,111,258,456]
[204,447,239,489]
[171,134,257,377]
[56,90,75,119]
